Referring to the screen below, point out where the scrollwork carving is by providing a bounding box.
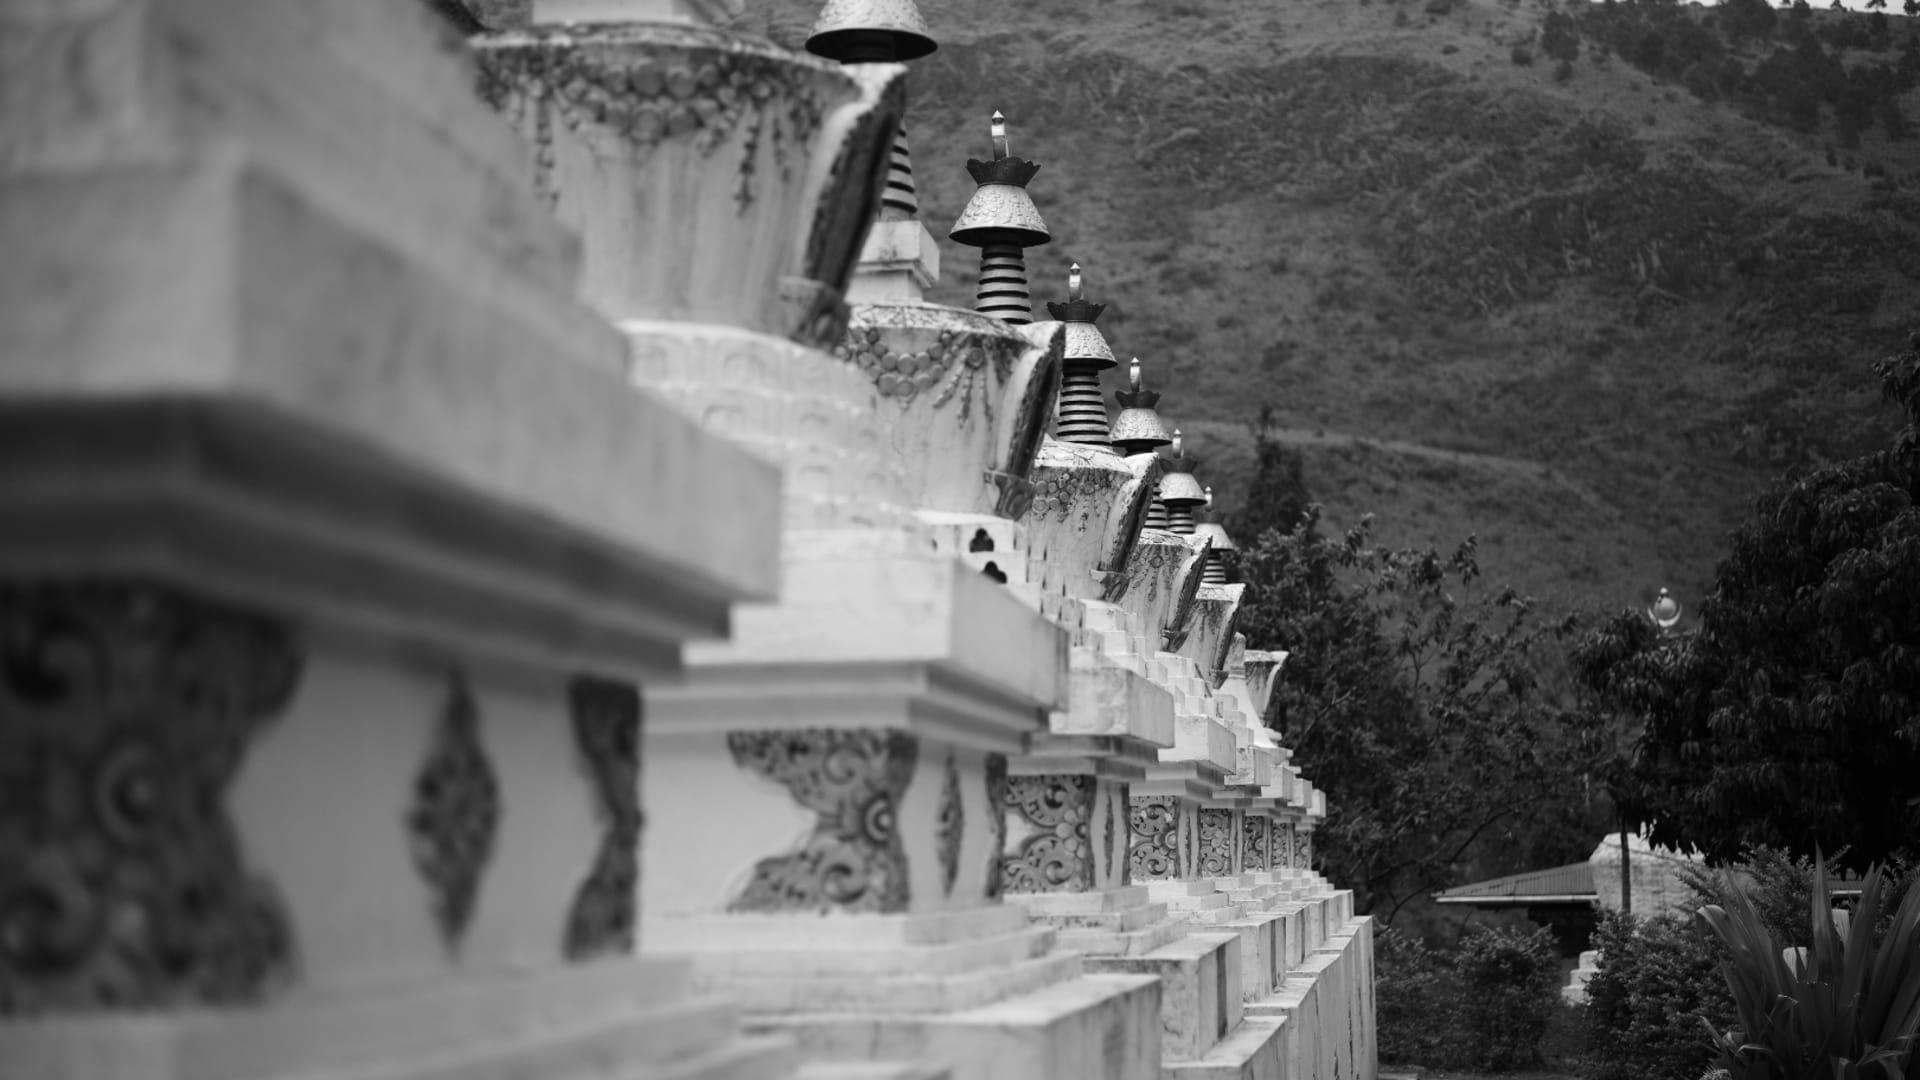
[1243,816,1269,873]
[1199,809,1235,876]
[935,754,963,897]
[563,678,643,961]
[984,753,1009,900]
[0,581,300,1014]
[1000,775,1095,894]
[727,729,916,913]
[408,676,500,951]
[1128,795,1180,881]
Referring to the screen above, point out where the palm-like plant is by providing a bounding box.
[1695,855,1920,1080]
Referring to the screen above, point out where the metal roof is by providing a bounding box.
[1434,861,1595,906]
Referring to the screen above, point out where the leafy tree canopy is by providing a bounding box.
[1238,502,1607,920]
[1575,338,1920,869]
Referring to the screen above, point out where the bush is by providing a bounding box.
[1456,925,1562,1069]
[1378,925,1562,1071]
[1512,44,1536,66]
[1586,911,1736,1080]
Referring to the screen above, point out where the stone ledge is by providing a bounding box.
[1161,1015,1286,1080]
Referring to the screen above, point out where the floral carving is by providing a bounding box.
[1279,824,1297,869]
[1129,796,1180,881]
[475,34,828,213]
[984,753,1009,900]
[935,754,963,897]
[1199,809,1235,876]
[1243,816,1269,873]
[407,676,500,950]
[563,678,643,961]
[727,729,916,913]
[1001,775,1095,894]
[0,581,300,1014]
[837,325,1023,410]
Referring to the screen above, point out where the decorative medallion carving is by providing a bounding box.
[563,678,642,961]
[1199,809,1235,876]
[727,729,916,913]
[407,675,500,950]
[1128,795,1180,880]
[935,753,963,897]
[1001,775,1095,894]
[1243,816,1269,873]
[475,37,829,213]
[0,581,301,1014]
[838,325,1023,409]
[984,753,1009,900]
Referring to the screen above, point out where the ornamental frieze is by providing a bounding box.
[475,31,829,214]
[727,728,916,914]
[563,678,644,960]
[1243,816,1270,873]
[935,754,963,898]
[1000,775,1095,894]
[1128,795,1180,881]
[408,676,500,951]
[0,581,300,1014]
[1199,809,1235,877]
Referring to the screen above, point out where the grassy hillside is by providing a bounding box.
[738,0,1920,614]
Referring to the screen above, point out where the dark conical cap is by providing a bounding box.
[948,112,1050,250]
[1045,263,1116,368]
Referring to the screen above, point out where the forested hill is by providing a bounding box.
[734,0,1920,614]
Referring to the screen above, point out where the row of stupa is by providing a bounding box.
[0,2,1374,1080]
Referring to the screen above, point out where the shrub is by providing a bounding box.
[1455,925,1562,1070]
[1586,910,1736,1080]
[1378,925,1562,1071]
[1512,44,1536,66]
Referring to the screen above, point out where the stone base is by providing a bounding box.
[752,972,1163,1080]
[1085,932,1242,1061]
[661,908,1085,1015]
[1013,888,1188,958]
[1217,909,1290,1000]
[0,958,794,1080]
[1244,920,1377,1080]
[1144,879,1247,925]
[1161,1015,1287,1080]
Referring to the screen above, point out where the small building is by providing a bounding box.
[1434,861,1600,957]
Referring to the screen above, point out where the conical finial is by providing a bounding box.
[1050,261,1115,446]
[1112,357,1173,456]
[991,110,1009,159]
[1171,429,1183,457]
[1204,485,1213,510]
[805,0,938,62]
[951,110,1048,323]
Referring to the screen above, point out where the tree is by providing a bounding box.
[1542,10,1582,62]
[1866,0,1887,9]
[1225,404,1314,547]
[1574,338,1920,871]
[1238,510,1606,920]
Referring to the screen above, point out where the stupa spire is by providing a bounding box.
[1111,358,1174,458]
[949,110,1050,324]
[1158,430,1207,534]
[1194,487,1238,583]
[1045,262,1117,447]
[808,0,941,302]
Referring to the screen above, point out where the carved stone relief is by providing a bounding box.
[476,36,829,214]
[935,753,963,898]
[1199,809,1235,876]
[727,728,916,914]
[1300,832,1314,870]
[563,678,643,961]
[1242,816,1269,873]
[0,581,300,1014]
[1128,795,1180,881]
[838,324,1021,410]
[984,753,1009,900]
[1112,784,1132,886]
[1000,775,1095,894]
[407,675,500,951]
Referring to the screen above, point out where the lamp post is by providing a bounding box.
[1618,588,1683,915]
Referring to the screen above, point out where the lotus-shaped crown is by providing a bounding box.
[1046,264,1115,367]
[1111,358,1173,452]
[948,112,1050,250]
